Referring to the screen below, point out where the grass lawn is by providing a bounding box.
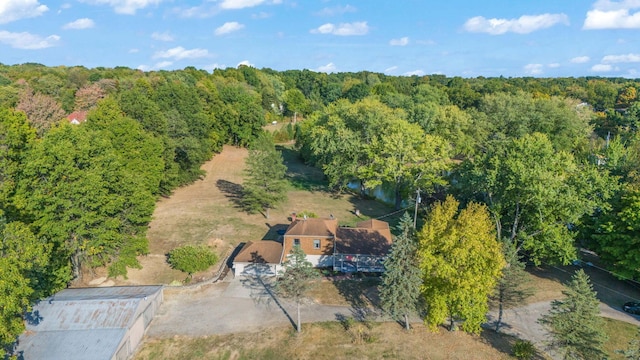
[603,317,639,360]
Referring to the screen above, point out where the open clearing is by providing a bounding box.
[112,144,396,286]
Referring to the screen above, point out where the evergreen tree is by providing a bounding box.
[242,133,288,218]
[379,213,422,330]
[491,240,533,332]
[539,269,608,360]
[275,245,320,333]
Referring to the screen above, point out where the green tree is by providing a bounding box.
[587,182,640,280]
[379,213,422,330]
[491,240,533,332]
[15,101,163,280]
[539,269,608,360]
[242,134,288,218]
[275,245,320,333]
[418,196,504,334]
[0,108,36,217]
[456,133,614,265]
[167,245,218,279]
[282,88,309,120]
[0,221,50,354]
[298,97,450,208]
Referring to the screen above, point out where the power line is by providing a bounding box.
[375,205,413,220]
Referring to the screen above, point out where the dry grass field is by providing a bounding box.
[112,144,398,285]
[135,321,524,360]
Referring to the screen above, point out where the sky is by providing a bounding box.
[1,0,640,78]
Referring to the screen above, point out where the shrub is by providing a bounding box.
[513,339,536,360]
[167,245,218,277]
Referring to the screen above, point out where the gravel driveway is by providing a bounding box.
[147,275,353,338]
[147,271,640,359]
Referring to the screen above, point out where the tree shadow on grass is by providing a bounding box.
[216,179,245,210]
[480,328,547,360]
[331,276,382,319]
[277,145,330,193]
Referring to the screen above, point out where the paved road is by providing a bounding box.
[486,300,639,360]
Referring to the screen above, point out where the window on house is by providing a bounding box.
[313,239,320,249]
[294,239,300,246]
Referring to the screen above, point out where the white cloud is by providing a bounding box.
[310,21,369,36]
[463,13,569,35]
[153,46,209,60]
[571,56,590,63]
[237,60,254,67]
[404,69,425,76]
[584,0,640,29]
[389,37,409,46]
[524,63,544,75]
[220,0,281,9]
[154,61,172,69]
[129,48,139,53]
[138,60,176,72]
[79,0,164,15]
[0,31,60,49]
[316,62,336,73]
[384,66,398,73]
[172,5,218,18]
[0,0,48,24]
[63,18,95,30]
[591,64,614,72]
[315,5,357,16]
[548,63,560,68]
[602,53,640,63]
[151,31,174,41]
[215,21,245,35]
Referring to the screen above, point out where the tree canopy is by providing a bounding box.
[418,196,504,334]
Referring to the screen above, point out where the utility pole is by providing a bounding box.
[413,188,421,229]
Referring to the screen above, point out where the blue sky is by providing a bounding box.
[1,0,640,77]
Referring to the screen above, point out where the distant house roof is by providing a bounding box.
[234,241,283,264]
[17,285,162,360]
[67,110,87,124]
[284,218,338,238]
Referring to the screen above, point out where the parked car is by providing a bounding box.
[623,301,640,315]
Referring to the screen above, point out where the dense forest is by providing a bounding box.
[1,62,639,349]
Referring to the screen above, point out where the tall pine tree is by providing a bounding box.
[242,133,288,219]
[379,213,422,330]
[539,269,608,360]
